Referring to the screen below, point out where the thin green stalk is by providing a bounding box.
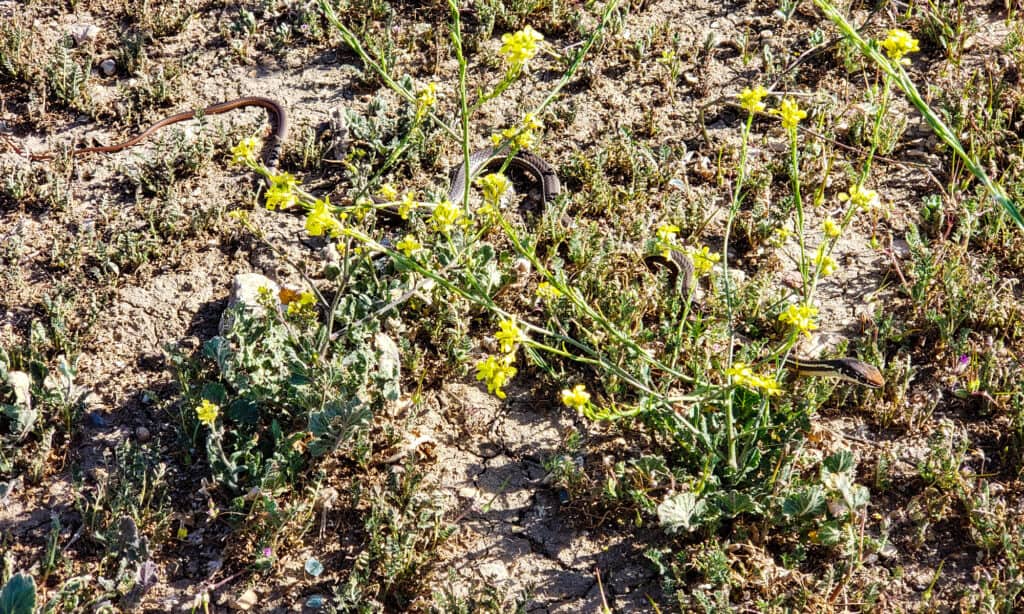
[789,126,809,299]
[814,0,1023,228]
[719,110,756,471]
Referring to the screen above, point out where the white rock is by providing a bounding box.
[218,273,281,335]
[69,23,99,45]
[99,58,116,76]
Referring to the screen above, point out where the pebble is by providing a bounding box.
[69,23,99,45]
[135,426,151,443]
[234,585,260,609]
[99,58,116,76]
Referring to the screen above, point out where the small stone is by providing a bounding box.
[374,332,401,387]
[135,426,151,443]
[234,587,258,610]
[69,23,99,45]
[99,58,116,76]
[6,371,31,411]
[219,273,280,336]
[759,29,774,40]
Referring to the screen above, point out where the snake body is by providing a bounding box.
[29,96,288,169]
[34,96,882,388]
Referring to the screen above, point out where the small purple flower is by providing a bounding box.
[955,354,969,373]
[262,547,272,558]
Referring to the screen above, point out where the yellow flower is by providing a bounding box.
[738,85,768,113]
[475,354,517,399]
[395,234,422,256]
[490,113,544,150]
[286,290,317,316]
[726,363,782,396]
[838,184,880,211]
[536,281,562,300]
[353,195,374,221]
[305,196,344,237]
[779,303,819,337]
[230,136,259,166]
[656,223,680,244]
[814,247,838,276]
[561,384,591,410]
[398,192,418,219]
[686,245,720,277]
[196,399,219,427]
[880,28,919,64]
[500,25,544,70]
[495,318,524,354]
[431,198,462,233]
[265,172,300,210]
[656,223,680,258]
[415,82,438,119]
[823,218,841,238]
[477,173,511,205]
[521,113,542,132]
[775,97,807,130]
[377,183,398,201]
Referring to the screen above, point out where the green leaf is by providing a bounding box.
[227,398,259,425]
[308,397,371,457]
[712,490,761,517]
[0,572,37,614]
[823,449,854,475]
[816,520,844,546]
[657,492,706,534]
[201,382,228,406]
[782,486,826,520]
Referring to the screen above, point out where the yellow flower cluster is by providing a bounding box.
[478,173,511,206]
[415,82,438,120]
[823,218,841,238]
[500,25,544,71]
[656,223,680,258]
[476,318,528,399]
[395,234,422,257]
[285,290,317,316]
[196,399,219,427]
[776,97,807,130]
[265,172,300,210]
[813,247,837,276]
[880,28,919,64]
[495,318,524,354]
[491,113,543,150]
[398,192,418,219]
[561,384,591,411]
[536,281,562,300]
[305,196,344,237]
[779,303,819,337]
[738,85,768,113]
[230,137,260,166]
[475,354,517,399]
[686,245,720,277]
[431,199,462,233]
[839,184,880,211]
[726,363,781,396]
[377,183,398,201]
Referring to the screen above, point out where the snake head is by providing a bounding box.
[831,359,885,388]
